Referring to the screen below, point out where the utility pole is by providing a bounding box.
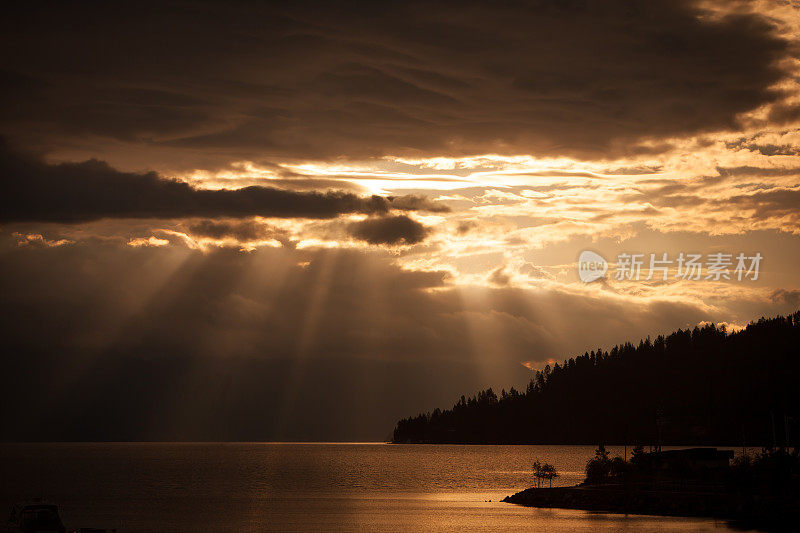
[741,423,746,459]
[785,414,791,450]
[771,411,777,449]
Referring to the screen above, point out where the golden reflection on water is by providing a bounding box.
[0,443,747,532]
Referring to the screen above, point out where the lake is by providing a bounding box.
[0,443,756,532]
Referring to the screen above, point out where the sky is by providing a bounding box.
[1,0,800,441]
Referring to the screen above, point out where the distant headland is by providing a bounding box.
[393,311,800,446]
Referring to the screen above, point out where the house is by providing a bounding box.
[648,448,734,472]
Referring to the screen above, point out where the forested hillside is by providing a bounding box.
[393,312,800,445]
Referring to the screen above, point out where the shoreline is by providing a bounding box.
[502,485,799,530]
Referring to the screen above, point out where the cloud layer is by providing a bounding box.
[0,142,445,223]
[0,0,789,166]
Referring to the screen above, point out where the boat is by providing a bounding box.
[2,501,65,533]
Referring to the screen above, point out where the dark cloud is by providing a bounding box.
[488,266,511,286]
[718,166,800,178]
[770,288,800,308]
[744,144,800,157]
[0,0,789,166]
[187,219,291,244]
[456,220,479,235]
[724,138,800,156]
[620,172,800,225]
[0,142,445,223]
[722,188,800,222]
[202,176,369,193]
[383,194,450,213]
[767,103,800,125]
[348,215,430,245]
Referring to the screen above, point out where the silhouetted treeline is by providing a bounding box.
[393,311,800,445]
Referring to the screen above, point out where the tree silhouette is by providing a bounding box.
[542,463,559,487]
[585,445,613,483]
[393,310,800,445]
[532,459,559,488]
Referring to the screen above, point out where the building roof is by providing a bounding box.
[650,448,734,460]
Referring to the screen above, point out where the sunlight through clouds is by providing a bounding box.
[2,0,800,442]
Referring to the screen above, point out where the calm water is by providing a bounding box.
[0,443,756,532]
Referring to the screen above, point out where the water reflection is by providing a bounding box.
[0,443,754,532]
